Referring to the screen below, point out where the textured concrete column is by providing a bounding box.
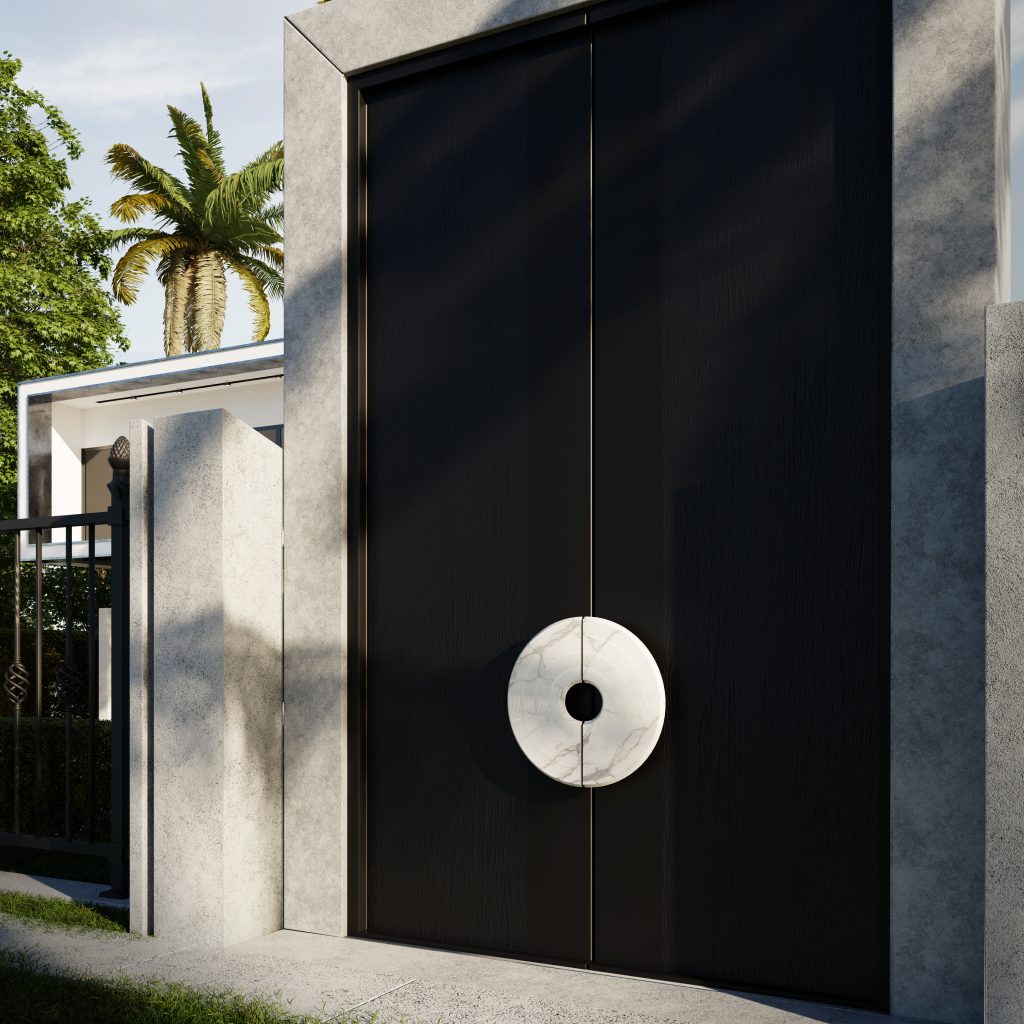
[282,21,350,936]
[151,409,282,947]
[128,419,154,936]
[890,1,1008,1020]
[98,609,112,720]
[984,301,1024,1024]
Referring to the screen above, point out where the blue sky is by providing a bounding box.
[7,0,302,362]
[6,2,1024,362]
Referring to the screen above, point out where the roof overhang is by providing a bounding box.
[17,339,284,408]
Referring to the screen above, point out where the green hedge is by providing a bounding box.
[0,843,109,884]
[0,717,111,842]
[0,629,99,719]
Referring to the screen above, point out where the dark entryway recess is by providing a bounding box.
[354,0,890,1010]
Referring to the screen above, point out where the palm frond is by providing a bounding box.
[227,217,284,251]
[166,105,221,196]
[223,255,272,342]
[242,141,284,171]
[203,149,283,223]
[111,235,199,305]
[105,144,191,211]
[262,201,283,233]
[197,147,223,181]
[110,192,182,225]
[200,83,224,174]
[108,226,173,247]
[229,253,283,301]
[241,243,283,269]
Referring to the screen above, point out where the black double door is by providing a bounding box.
[358,0,889,1009]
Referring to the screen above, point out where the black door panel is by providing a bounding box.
[363,33,592,961]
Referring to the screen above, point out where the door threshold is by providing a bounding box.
[352,932,886,1016]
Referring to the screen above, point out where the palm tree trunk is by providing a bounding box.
[162,256,194,356]
[187,251,227,351]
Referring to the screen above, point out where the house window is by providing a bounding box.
[81,446,113,540]
[82,426,281,538]
[256,424,284,447]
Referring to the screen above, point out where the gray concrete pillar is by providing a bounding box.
[144,408,282,947]
[984,301,1024,1024]
[128,418,153,936]
[889,1,1009,1020]
[98,608,111,721]
[282,20,349,936]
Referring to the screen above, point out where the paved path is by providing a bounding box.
[0,912,921,1024]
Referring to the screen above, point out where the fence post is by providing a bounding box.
[105,436,130,897]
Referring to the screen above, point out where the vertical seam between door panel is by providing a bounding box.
[587,18,595,970]
[360,90,370,935]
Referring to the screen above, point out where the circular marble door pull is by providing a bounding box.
[507,617,666,788]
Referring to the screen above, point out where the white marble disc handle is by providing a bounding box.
[508,616,666,788]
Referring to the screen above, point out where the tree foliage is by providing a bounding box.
[107,85,283,355]
[0,54,127,518]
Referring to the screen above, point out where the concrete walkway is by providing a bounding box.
[0,911,920,1024]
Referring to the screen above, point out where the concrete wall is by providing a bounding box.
[984,301,1024,1024]
[98,608,112,721]
[282,0,1009,1019]
[282,20,349,935]
[136,408,283,947]
[129,419,153,936]
[889,1,1009,1021]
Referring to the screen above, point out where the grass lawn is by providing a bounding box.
[0,890,128,932]
[0,948,395,1024]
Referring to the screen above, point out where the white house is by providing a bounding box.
[16,340,283,560]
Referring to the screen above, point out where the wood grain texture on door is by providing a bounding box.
[591,0,890,1007]
[362,33,592,961]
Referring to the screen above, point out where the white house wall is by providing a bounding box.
[29,380,283,520]
[75,381,283,454]
[51,403,83,519]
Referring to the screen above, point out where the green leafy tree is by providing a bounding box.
[0,54,123,715]
[106,85,283,355]
[0,53,127,520]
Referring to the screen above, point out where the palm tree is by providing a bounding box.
[106,85,283,355]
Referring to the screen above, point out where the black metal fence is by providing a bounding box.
[0,437,129,895]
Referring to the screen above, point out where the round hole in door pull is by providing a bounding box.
[507,617,666,788]
[564,681,603,722]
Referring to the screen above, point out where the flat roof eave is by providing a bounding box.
[18,339,285,404]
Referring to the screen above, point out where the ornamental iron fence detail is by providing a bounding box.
[0,436,130,896]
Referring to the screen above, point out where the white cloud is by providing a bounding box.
[19,35,274,113]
